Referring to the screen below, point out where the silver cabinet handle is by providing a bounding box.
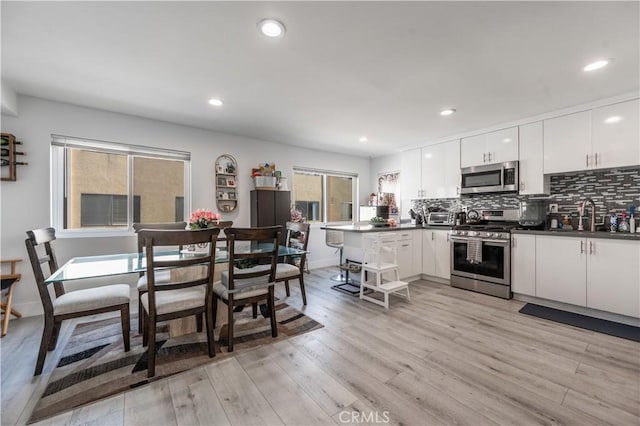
[590,241,595,255]
[447,234,450,242]
[586,154,589,168]
[456,186,460,195]
[401,244,410,247]
[580,240,584,254]
[431,232,435,240]
[488,152,492,162]
[595,153,598,166]
[512,237,517,248]
[483,153,486,163]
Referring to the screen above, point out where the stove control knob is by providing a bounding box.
[490,232,498,238]
[469,231,478,237]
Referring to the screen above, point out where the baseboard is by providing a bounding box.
[9,301,44,318]
[419,274,451,285]
[307,259,339,270]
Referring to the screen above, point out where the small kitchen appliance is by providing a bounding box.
[460,161,519,195]
[426,211,455,226]
[449,209,520,299]
[518,198,549,229]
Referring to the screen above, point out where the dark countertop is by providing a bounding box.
[322,223,423,233]
[512,229,640,241]
[322,223,453,233]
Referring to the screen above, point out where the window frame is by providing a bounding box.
[51,134,191,238]
[292,167,359,224]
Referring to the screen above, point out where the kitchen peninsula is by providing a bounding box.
[323,223,423,281]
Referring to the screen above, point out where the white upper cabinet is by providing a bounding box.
[544,98,639,173]
[543,110,592,174]
[400,148,422,199]
[591,99,640,169]
[519,121,549,195]
[461,127,518,168]
[422,140,460,198]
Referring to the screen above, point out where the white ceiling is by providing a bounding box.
[2,1,639,157]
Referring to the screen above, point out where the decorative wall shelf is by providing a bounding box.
[215,154,238,213]
[1,133,28,182]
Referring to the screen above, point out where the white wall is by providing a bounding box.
[1,96,370,316]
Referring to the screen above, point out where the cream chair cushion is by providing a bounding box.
[53,284,130,316]
[275,263,300,279]
[220,264,272,293]
[213,282,269,301]
[136,270,171,292]
[140,286,206,316]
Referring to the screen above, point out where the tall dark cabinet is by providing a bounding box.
[250,190,291,244]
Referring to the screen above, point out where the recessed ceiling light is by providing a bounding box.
[503,138,512,143]
[583,59,611,72]
[258,19,286,38]
[359,136,368,142]
[605,116,622,124]
[440,109,456,116]
[424,153,433,159]
[208,98,223,107]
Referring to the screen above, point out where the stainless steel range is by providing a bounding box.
[449,209,519,299]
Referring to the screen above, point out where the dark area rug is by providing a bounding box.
[29,301,322,424]
[519,303,640,342]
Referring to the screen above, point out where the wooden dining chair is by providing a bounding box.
[25,228,131,376]
[133,222,187,332]
[1,259,23,337]
[214,226,281,352]
[138,228,219,377]
[275,222,310,305]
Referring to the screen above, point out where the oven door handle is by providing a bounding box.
[450,237,510,245]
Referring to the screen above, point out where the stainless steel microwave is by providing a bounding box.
[460,161,519,195]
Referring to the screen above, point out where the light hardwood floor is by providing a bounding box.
[2,267,639,425]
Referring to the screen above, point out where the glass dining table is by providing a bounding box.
[45,243,306,336]
[45,243,305,284]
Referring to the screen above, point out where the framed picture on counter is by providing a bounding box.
[226,178,236,187]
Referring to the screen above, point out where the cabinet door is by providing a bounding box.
[401,148,423,199]
[543,110,591,174]
[411,230,423,277]
[511,234,536,296]
[591,99,640,170]
[460,134,487,168]
[421,144,445,198]
[397,238,413,279]
[422,230,436,276]
[443,139,461,198]
[518,122,549,195]
[587,238,640,318]
[434,230,451,279]
[485,127,519,164]
[535,236,586,306]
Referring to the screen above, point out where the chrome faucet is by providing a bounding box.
[579,198,597,232]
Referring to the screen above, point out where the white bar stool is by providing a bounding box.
[359,232,410,309]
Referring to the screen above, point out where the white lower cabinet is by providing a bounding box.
[520,234,639,318]
[586,238,640,318]
[535,236,587,306]
[511,234,536,296]
[422,229,451,280]
[396,230,421,279]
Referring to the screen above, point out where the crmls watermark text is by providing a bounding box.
[338,410,390,424]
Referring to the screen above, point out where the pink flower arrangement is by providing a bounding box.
[290,208,305,223]
[189,209,221,229]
